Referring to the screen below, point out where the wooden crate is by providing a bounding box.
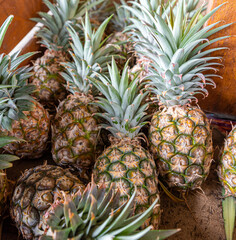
[0,0,49,56]
[198,0,236,117]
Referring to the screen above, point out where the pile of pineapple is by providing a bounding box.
[0,0,235,240]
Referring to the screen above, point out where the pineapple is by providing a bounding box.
[134,1,231,190]
[0,16,50,159]
[0,136,20,216]
[0,16,21,216]
[89,58,160,229]
[0,55,50,159]
[40,181,179,240]
[10,164,85,240]
[51,13,116,173]
[219,126,236,240]
[2,101,50,159]
[31,0,102,110]
[219,126,236,197]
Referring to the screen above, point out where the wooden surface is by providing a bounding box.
[0,0,48,54]
[199,0,236,116]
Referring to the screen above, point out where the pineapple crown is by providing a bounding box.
[0,53,36,131]
[0,17,36,131]
[89,58,149,139]
[32,0,104,52]
[178,0,207,19]
[110,0,136,32]
[0,136,20,172]
[60,12,117,95]
[40,180,179,240]
[124,0,206,56]
[133,1,231,107]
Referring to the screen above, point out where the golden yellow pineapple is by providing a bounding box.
[90,59,160,229]
[218,126,236,240]
[219,126,236,196]
[130,1,230,190]
[150,106,213,189]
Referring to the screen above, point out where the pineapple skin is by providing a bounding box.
[31,49,68,109]
[10,164,85,240]
[149,106,213,190]
[2,101,50,159]
[94,139,160,229]
[52,94,99,171]
[219,126,236,197]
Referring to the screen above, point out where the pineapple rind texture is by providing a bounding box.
[52,94,99,171]
[31,50,68,108]
[219,126,236,197]
[94,140,160,229]
[150,106,213,190]
[2,101,50,159]
[10,164,85,240]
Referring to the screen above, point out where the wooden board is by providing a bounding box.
[0,0,48,54]
[198,0,236,116]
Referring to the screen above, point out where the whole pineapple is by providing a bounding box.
[51,13,116,173]
[135,1,230,190]
[40,181,179,240]
[0,58,50,159]
[0,16,20,216]
[90,59,160,229]
[10,164,85,240]
[219,126,236,240]
[31,0,101,110]
[2,100,50,159]
[0,17,50,159]
[219,126,236,196]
